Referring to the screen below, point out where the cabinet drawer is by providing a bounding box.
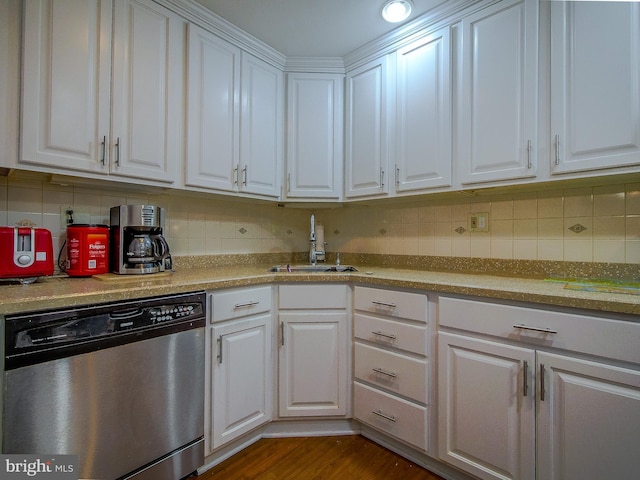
[279,284,348,309]
[354,286,427,322]
[211,286,272,322]
[354,381,427,451]
[439,296,640,365]
[354,343,427,403]
[354,313,427,356]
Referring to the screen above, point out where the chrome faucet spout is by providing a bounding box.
[309,213,318,265]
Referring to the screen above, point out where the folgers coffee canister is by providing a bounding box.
[66,224,110,276]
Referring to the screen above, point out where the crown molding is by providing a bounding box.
[343,0,491,71]
[160,0,287,69]
[160,0,495,73]
[284,57,346,74]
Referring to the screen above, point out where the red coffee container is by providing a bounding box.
[66,224,110,277]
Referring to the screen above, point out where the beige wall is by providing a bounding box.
[1,173,639,265]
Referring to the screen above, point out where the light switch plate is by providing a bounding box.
[469,212,489,232]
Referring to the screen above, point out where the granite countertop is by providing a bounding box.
[1,263,639,317]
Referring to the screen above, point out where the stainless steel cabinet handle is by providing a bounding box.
[233,166,239,185]
[242,166,247,186]
[114,137,120,166]
[287,173,291,193]
[217,336,223,364]
[380,168,385,189]
[540,363,546,401]
[372,330,397,340]
[395,165,400,186]
[280,322,285,346]
[526,139,532,169]
[513,324,558,334]
[372,410,396,422]
[372,367,397,378]
[100,136,106,165]
[372,300,397,309]
[523,360,528,397]
[554,134,560,165]
[234,301,259,309]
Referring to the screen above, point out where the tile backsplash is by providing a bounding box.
[1,172,639,265]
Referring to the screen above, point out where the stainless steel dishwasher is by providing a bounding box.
[3,291,206,480]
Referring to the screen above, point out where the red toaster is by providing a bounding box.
[0,227,55,280]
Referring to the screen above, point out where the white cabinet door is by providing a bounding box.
[279,312,348,417]
[438,332,535,480]
[286,73,343,199]
[210,315,272,451]
[457,0,538,185]
[240,54,283,198]
[0,0,20,168]
[550,1,640,174]
[21,0,112,173]
[537,352,640,480]
[395,27,452,193]
[21,0,183,185]
[110,0,183,184]
[345,55,393,198]
[185,24,240,192]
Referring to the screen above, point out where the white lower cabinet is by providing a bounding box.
[206,287,272,453]
[537,352,640,480]
[278,284,349,417]
[353,286,429,451]
[354,382,427,451]
[438,332,535,480]
[438,296,640,480]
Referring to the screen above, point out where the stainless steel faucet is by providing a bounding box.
[309,213,325,265]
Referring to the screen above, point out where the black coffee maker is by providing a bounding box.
[110,205,172,274]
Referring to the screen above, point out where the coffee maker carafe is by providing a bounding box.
[110,205,172,274]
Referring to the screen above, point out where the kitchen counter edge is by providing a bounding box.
[1,265,639,318]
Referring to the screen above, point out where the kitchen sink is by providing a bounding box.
[268,265,358,273]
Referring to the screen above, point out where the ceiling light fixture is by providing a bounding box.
[381,0,414,23]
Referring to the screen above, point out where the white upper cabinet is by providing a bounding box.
[21,0,184,185]
[110,0,183,183]
[550,1,640,175]
[285,73,343,200]
[22,0,113,174]
[456,0,538,185]
[240,54,284,198]
[186,27,283,199]
[0,1,20,168]
[186,24,240,193]
[345,55,394,198]
[395,26,452,193]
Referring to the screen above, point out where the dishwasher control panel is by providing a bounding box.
[148,304,197,323]
[4,291,206,369]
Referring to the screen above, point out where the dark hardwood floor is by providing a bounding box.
[196,435,445,480]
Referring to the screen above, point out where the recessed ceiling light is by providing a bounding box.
[381,0,414,23]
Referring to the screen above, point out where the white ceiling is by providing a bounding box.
[195,0,447,57]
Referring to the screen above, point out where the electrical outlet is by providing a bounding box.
[469,212,489,232]
[60,206,92,229]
